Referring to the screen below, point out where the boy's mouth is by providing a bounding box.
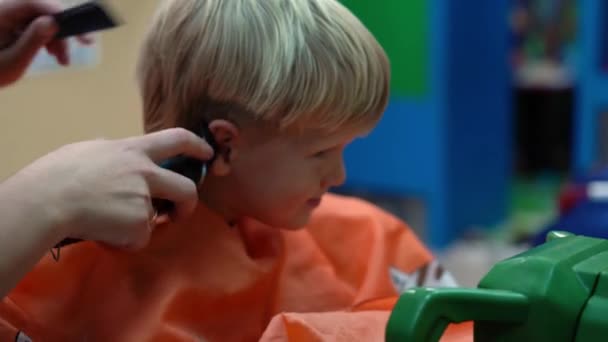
[306,197,322,208]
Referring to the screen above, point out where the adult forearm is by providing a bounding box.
[0,175,64,297]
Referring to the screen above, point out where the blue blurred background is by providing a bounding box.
[336,0,604,283]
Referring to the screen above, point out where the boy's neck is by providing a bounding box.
[198,177,239,227]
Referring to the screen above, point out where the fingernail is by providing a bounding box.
[200,165,207,182]
[41,17,58,37]
[81,33,95,43]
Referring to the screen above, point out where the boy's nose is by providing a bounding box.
[322,160,346,189]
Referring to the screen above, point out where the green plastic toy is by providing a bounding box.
[386,231,608,341]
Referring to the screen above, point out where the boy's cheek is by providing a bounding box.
[277,211,314,230]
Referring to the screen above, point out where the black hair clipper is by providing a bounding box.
[151,123,218,214]
[54,124,218,249]
[53,1,121,39]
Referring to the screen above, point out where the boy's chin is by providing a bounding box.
[262,213,312,230]
[279,222,309,231]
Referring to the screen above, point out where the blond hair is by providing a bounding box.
[137,0,390,134]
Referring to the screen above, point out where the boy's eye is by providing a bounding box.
[312,143,348,158]
[313,149,330,158]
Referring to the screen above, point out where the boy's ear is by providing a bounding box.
[208,119,239,176]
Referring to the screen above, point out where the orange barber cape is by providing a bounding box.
[1,193,472,341]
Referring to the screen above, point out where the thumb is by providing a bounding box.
[4,16,57,75]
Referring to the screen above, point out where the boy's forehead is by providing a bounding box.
[240,118,378,150]
[289,123,375,145]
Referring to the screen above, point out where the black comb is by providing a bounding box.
[53,1,121,39]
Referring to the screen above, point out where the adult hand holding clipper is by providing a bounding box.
[42,128,214,250]
[54,123,217,249]
[0,128,213,296]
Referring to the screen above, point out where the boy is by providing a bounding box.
[0,0,471,340]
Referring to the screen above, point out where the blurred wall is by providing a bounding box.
[0,0,159,180]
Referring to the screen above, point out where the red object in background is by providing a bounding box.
[558,183,587,215]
